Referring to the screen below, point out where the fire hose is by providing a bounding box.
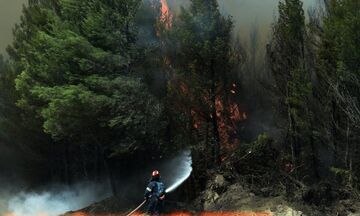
[125,199,147,216]
[125,151,192,216]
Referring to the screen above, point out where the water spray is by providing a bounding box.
[165,169,191,193]
[165,150,192,193]
[126,150,192,216]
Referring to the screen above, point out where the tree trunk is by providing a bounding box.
[287,84,296,168]
[95,144,102,182]
[81,145,89,180]
[345,119,350,167]
[332,100,339,165]
[63,142,71,185]
[345,119,353,187]
[210,60,221,165]
[310,130,320,180]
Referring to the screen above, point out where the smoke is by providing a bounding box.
[0,151,192,216]
[0,0,27,57]
[0,0,318,56]
[0,181,111,216]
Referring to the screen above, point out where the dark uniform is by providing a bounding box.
[144,171,166,215]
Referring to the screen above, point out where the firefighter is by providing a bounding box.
[144,170,166,216]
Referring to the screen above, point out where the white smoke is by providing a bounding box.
[2,181,111,216]
[0,151,192,216]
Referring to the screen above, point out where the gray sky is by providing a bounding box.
[0,0,316,56]
[0,0,27,56]
[217,0,316,44]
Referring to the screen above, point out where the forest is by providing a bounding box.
[0,0,359,215]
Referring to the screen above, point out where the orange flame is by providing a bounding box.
[160,0,173,28]
[4,211,271,216]
[160,0,170,16]
[63,212,271,216]
[178,81,247,155]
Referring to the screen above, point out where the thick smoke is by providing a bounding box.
[167,0,316,38]
[0,151,192,216]
[0,1,316,55]
[0,181,111,216]
[0,0,27,57]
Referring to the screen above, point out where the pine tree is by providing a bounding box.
[268,0,316,178]
[7,0,165,186]
[166,0,233,165]
[319,0,360,188]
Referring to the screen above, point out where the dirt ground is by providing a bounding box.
[63,174,360,216]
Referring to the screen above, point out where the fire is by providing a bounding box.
[176,80,247,156]
[7,212,271,216]
[160,0,173,28]
[61,212,271,216]
[67,213,88,216]
[36,211,273,216]
[216,97,244,151]
[160,0,170,17]
[213,83,247,152]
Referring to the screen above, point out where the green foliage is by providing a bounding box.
[287,68,313,135]
[9,0,164,157]
[321,0,360,102]
[323,0,360,74]
[229,134,279,187]
[270,0,306,94]
[330,167,350,177]
[330,166,351,185]
[0,53,52,177]
[267,0,327,184]
[168,0,233,81]
[270,0,313,141]
[248,133,273,155]
[318,0,360,188]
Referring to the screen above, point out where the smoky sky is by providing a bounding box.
[0,0,27,57]
[0,0,316,56]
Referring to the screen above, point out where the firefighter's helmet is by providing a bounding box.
[152,170,160,178]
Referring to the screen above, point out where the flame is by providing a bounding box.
[177,81,247,156]
[4,211,270,216]
[68,213,88,216]
[62,212,271,216]
[180,83,190,95]
[160,0,173,28]
[160,0,170,17]
[215,85,247,153]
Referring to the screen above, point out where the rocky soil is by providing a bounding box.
[62,174,360,216]
[196,174,360,216]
